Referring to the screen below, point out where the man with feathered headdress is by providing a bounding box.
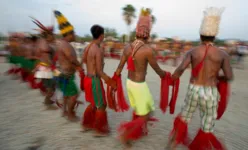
[31,17,58,106]
[53,10,84,121]
[110,8,168,148]
[167,7,233,150]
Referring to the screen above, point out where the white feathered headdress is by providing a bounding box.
[200,7,225,36]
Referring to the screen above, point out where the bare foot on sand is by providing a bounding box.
[93,132,109,137]
[80,126,92,133]
[68,115,80,122]
[62,111,68,117]
[119,135,132,150]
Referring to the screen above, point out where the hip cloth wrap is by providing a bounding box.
[84,74,106,108]
[126,78,155,116]
[34,62,53,79]
[57,73,78,97]
[181,84,219,132]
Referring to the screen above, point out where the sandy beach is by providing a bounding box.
[0,58,248,150]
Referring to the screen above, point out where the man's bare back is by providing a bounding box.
[57,40,80,75]
[173,44,233,86]
[36,38,53,65]
[84,43,109,81]
[122,42,165,82]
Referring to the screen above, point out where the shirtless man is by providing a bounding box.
[168,7,233,150]
[6,33,20,76]
[54,10,83,120]
[114,9,166,148]
[31,17,57,106]
[81,25,116,136]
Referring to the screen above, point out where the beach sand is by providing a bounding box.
[0,58,248,150]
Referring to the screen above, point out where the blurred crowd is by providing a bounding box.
[101,39,248,69]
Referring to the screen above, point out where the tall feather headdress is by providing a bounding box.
[54,10,74,36]
[136,8,152,39]
[30,16,54,34]
[200,7,225,36]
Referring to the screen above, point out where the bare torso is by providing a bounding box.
[36,38,54,65]
[126,43,150,82]
[190,45,225,86]
[85,43,104,76]
[57,40,79,75]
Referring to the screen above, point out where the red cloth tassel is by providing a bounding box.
[160,72,171,113]
[20,68,29,82]
[118,117,147,141]
[127,56,135,71]
[94,110,109,134]
[169,116,188,145]
[27,74,38,89]
[107,85,117,111]
[115,74,129,112]
[84,77,95,106]
[160,72,180,114]
[169,78,180,114]
[37,81,46,94]
[6,68,15,74]
[14,68,21,74]
[189,129,225,150]
[82,104,96,129]
[79,71,85,91]
[107,73,129,112]
[217,80,230,120]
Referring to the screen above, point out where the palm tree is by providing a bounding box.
[122,4,136,42]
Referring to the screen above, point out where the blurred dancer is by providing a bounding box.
[31,17,56,106]
[54,10,84,121]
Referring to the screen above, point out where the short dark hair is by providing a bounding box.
[91,25,104,39]
[200,35,215,42]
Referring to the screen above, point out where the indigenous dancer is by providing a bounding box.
[31,17,56,106]
[6,33,21,76]
[113,8,166,148]
[54,10,83,121]
[81,25,116,136]
[25,35,40,89]
[167,7,233,150]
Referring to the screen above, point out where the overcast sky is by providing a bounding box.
[0,0,247,40]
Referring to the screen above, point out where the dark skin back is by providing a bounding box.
[56,39,80,75]
[84,43,109,81]
[116,40,165,82]
[173,43,233,86]
[35,38,53,65]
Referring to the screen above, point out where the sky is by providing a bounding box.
[0,0,247,40]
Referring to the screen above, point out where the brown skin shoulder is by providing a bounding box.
[172,45,233,85]
[115,42,165,82]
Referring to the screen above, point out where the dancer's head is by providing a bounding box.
[199,7,224,42]
[91,25,104,42]
[54,10,75,42]
[136,8,152,41]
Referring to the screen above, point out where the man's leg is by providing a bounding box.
[188,92,225,150]
[62,96,68,117]
[67,94,78,121]
[43,79,55,105]
[81,104,96,132]
[93,105,109,137]
[168,85,198,149]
